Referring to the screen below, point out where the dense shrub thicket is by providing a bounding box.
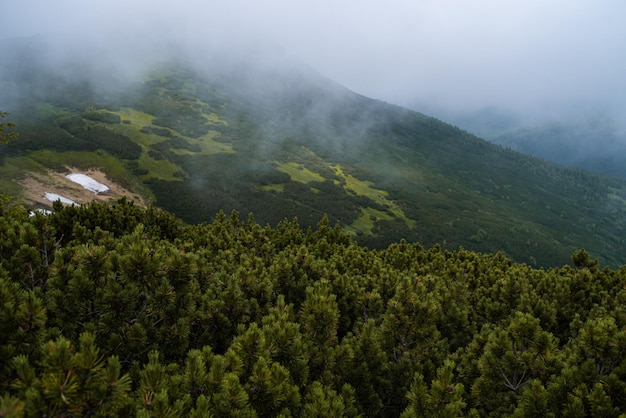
[56,116,141,160]
[1,197,626,417]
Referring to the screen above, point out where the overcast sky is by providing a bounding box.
[3,0,626,122]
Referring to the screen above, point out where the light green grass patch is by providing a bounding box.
[176,131,235,155]
[345,207,395,236]
[331,164,389,199]
[608,193,626,205]
[0,155,47,177]
[0,155,45,195]
[28,150,132,175]
[276,162,325,184]
[115,108,154,126]
[100,122,183,181]
[259,184,285,193]
[607,187,626,207]
[29,150,142,188]
[112,109,165,148]
[136,153,182,182]
[114,108,234,155]
[331,164,416,229]
[206,112,228,125]
[0,178,21,196]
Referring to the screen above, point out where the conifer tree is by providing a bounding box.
[471,312,561,415]
[4,194,626,415]
[401,360,466,418]
[512,379,554,418]
[10,333,132,416]
[0,271,46,392]
[0,111,18,143]
[302,381,358,417]
[261,295,310,386]
[299,279,340,382]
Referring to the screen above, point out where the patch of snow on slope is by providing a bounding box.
[66,173,110,194]
[44,193,79,205]
[29,209,53,217]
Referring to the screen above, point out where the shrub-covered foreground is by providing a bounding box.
[1,197,626,417]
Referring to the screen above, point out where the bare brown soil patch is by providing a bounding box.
[20,167,146,209]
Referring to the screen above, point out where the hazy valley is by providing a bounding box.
[421,105,626,179]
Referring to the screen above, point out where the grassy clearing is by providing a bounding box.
[331,164,416,229]
[0,155,47,177]
[259,184,285,193]
[206,112,228,125]
[0,155,42,197]
[331,164,389,199]
[110,109,231,177]
[0,178,21,196]
[112,110,164,149]
[182,131,235,155]
[44,150,122,173]
[27,150,143,190]
[345,207,396,236]
[115,108,154,126]
[608,188,626,207]
[276,162,325,184]
[114,108,234,155]
[136,153,182,182]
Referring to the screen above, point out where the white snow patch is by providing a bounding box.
[66,173,110,194]
[29,209,53,217]
[44,193,79,205]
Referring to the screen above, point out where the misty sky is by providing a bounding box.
[3,0,626,123]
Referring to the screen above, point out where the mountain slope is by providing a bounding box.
[491,121,626,179]
[428,106,626,179]
[1,40,626,267]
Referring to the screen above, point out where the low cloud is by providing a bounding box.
[3,0,626,126]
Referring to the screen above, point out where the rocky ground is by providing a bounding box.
[19,167,146,210]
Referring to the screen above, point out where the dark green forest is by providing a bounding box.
[2,197,626,417]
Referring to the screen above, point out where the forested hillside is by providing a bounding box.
[490,121,626,179]
[3,38,626,268]
[433,106,626,180]
[2,197,626,416]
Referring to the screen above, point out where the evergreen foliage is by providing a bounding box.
[2,197,626,416]
[0,111,18,143]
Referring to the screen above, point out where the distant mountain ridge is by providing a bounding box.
[2,37,626,267]
[427,106,626,179]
